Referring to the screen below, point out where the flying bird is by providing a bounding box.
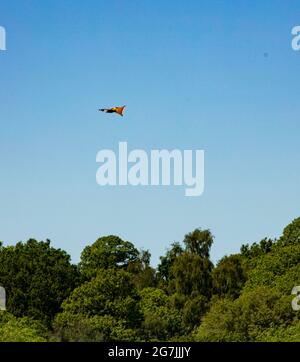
[99,106,126,117]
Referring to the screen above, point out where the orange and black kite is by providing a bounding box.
[99,106,126,116]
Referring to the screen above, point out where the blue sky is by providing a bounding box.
[0,0,300,266]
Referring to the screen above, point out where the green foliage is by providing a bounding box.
[53,313,138,342]
[212,255,248,299]
[195,287,294,342]
[181,294,209,333]
[54,269,142,341]
[1,218,300,342]
[183,229,213,258]
[0,239,79,324]
[158,229,214,302]
[127,250,157,290]
[244,243,300,294]
[79,235,139,279]
[195,218,300,342]
[157,242,183,284]
[171,253,213,297]
[0,312,47,342]
[278,217,300,246]
[257,321,300,342]
[240,238,274,259]
[139,288,183,341]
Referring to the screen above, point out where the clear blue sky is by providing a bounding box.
[0,0,300,266]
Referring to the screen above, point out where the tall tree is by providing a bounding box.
[171,253,213,298]
[139,287,183,341]
[278,217,300,246]
[0,239,79,324]
[79,235,139,279]
[157,242,183,284]
[54,269,142,341]
[212,254,248,299]
[183,229,213,258]
[127,250,157,290]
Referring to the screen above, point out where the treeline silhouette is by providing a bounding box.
[0,217,299,342]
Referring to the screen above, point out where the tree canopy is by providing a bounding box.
[79,235,139,279]
[0,239,79,324]
[0,218,299,341]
